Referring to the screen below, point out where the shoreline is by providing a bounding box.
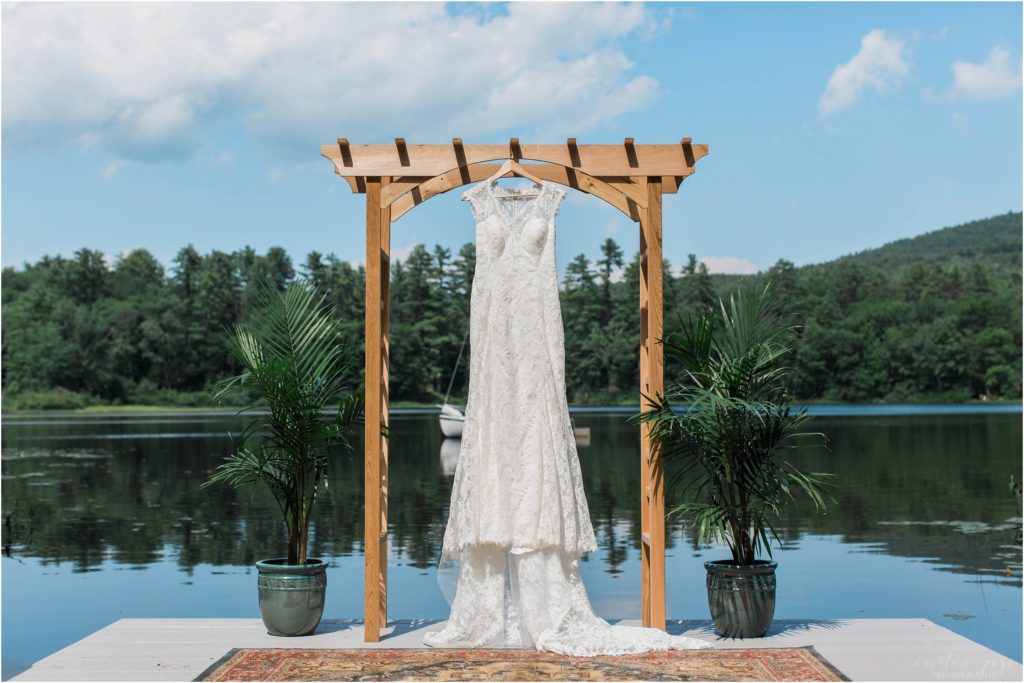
[2,401,1021,419]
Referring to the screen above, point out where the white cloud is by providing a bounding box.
[601,219,622,238]
[102,161,125,179]
[266,160,324,183]
[948,46,1022,101]
[346,241,415,269]
[390,242,418,265]
[819,29,909,116]
[676,7,698,22]
[699,256,759,275]
[2,2,665,162]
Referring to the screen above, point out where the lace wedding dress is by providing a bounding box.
[421,178,711,656]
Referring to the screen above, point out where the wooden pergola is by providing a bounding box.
[320,137,708,642]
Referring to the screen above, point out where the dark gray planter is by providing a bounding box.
[704,559,777,638]
[256,558,327,636]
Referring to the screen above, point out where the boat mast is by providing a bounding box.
[442,329,469,405]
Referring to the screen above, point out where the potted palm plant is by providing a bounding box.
[634,284,835,638]
[202,279,363,636]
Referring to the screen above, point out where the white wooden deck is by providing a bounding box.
[12,618,1021,682]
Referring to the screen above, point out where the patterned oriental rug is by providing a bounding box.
[195,646,850,682]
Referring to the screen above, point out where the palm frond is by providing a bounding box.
[632,282,835,564]
[202,277,363,565]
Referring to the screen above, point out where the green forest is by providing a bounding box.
[2,212,1021,410]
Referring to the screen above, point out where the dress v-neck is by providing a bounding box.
[485,179,549,228]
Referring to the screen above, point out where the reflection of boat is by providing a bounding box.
[438,403,465,438]
[573,421,590,447]
[439,438,461,476]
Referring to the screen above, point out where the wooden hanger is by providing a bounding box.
[482,157,543,197]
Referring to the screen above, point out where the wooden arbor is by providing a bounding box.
[320,138,708,643]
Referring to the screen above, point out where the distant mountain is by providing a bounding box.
[704,212,1022,289]
[827,212,1022,272]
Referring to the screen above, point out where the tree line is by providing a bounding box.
[3,216,1020,409]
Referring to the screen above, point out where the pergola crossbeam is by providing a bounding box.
[325,141,707,177]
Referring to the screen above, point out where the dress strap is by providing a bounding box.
[540,183,567,219]
[461,183,495,223]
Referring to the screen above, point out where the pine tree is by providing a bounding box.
[596,238,624,325]
[303,251,328,290]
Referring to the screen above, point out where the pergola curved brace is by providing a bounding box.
[379,162,648,208]
[382,162,645,222]
[322,137,708,644]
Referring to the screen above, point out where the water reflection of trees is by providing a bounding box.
[1,414,1020,585]
[780,414,1022,585]
[656,413,1020,586]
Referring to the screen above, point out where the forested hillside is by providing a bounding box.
[2,213,1020,409]
[834,212,1022,271]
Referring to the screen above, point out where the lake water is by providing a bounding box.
[2,407,1021,678]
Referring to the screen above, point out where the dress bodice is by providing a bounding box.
[461,180,565,264]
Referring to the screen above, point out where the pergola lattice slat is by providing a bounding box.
[321,137,707,643]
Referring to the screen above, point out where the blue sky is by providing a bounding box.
[2,2,1021,278]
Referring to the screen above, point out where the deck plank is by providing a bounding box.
[12,618,1021,682]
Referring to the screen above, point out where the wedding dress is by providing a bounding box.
[421,178,711,655]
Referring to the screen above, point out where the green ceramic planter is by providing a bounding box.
[256,558,327,636]
[704,559,777,638]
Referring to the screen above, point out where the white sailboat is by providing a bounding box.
[438,403,466,438]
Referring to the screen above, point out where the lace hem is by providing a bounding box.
[424,544,713,655]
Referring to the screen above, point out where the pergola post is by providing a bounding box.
[323,138,706,643]
[364,176,391,642]
[638,177,666,629]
